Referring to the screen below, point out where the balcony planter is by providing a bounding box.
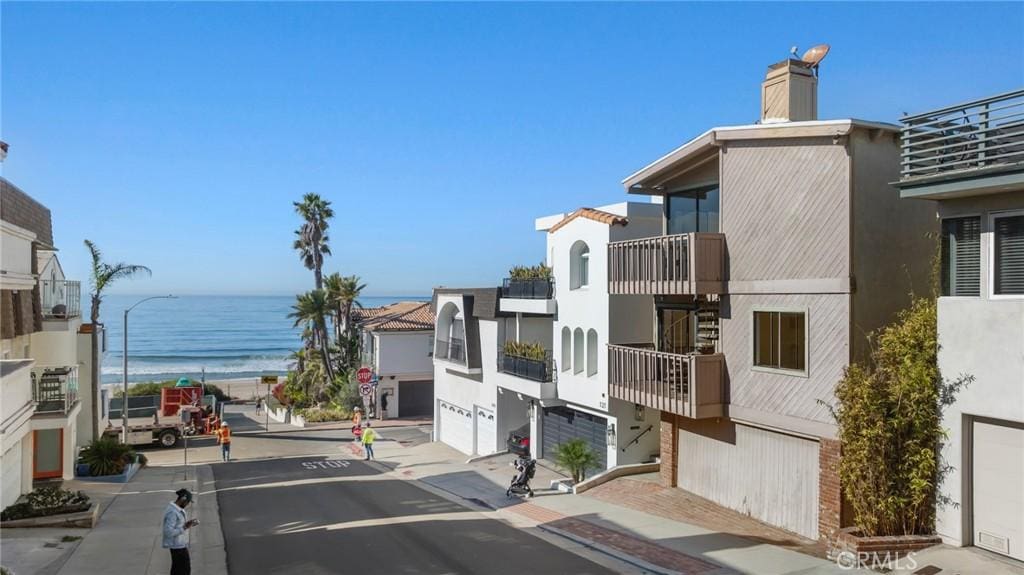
[502,277,554,299]
[499,352,552,383]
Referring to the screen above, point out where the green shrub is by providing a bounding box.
[825,296,971,537]
[503,340,547,361]
[509,263,552,280]
[1,487,90,521]
[295,407,350,422]
[554,438,600,483]
[79,438,137,476]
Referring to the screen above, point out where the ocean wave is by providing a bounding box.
[102,357,291,376]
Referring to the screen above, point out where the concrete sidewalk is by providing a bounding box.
[50,465,226,575]
[366,439,854,575]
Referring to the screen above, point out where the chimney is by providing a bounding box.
[760,59,817,123]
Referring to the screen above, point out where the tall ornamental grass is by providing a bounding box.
[826,297,971,537]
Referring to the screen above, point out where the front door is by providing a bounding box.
[33,429,63,479]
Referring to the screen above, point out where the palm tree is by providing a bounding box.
[84,240,151,441]
[324,273,366,342]
[293,194,333,291]
[287,349,307,376]
[288,290,335,389]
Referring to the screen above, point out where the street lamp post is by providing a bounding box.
[122,295,176,444]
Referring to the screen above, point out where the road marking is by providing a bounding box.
[301,460,351,470]
[274,510,481,534]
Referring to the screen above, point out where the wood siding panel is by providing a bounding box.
[721,139,851,283]
[678,419,820,539]
[722,293,849,425]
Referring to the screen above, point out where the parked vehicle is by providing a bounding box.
[506,423,530,457]
[506,456,537,498]
[103,423,181,448]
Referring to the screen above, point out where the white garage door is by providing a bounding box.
[1,444,24,509]
[438,400,474,455]
[475,406,496,456]
[973,420,1024,561]
[679,421,819,539]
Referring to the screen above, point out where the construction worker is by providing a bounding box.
[216,422,231,462]
[361,421,376,461]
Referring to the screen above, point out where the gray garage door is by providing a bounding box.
[542,406,607,470]
[398,380,433,418]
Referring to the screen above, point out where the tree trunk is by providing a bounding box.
[89,295,101,442]
[318,323,335,391]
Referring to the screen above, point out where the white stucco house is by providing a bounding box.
[2,176,102,508]
[353,301,434,418]
[896,89,1024,562]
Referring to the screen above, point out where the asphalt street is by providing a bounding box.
[213,455,616,575]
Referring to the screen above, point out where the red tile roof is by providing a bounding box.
[353,301,434,332]
[547,207,629,233]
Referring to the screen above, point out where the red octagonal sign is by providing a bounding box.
[356,367,373,384]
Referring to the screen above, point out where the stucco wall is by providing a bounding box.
[376,331,433,376]
[931,190,1024,547]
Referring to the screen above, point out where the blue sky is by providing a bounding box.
[2,2,1022,296]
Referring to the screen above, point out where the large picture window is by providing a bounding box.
[993,212,1024,296]
[667,186,720,235]
[941,216,981,296]
[753,310,806,374]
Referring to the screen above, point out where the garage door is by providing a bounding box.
[973,420,1024,561]
[438,400,473,455]
[542,407,607,469]
[678,421,819,539]
[475,406,496,456]
[1,444,23,509]
[398,380,433,417]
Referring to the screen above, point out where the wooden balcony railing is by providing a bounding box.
[608,344,725,419]
[608,233,726,295]
[901,89,1024,181]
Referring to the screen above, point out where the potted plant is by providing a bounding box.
[554,438,600,483]
[78,437,139,478]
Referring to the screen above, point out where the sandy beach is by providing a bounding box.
[105,376,281,401]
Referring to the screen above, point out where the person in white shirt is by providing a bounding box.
[162,488,197,575]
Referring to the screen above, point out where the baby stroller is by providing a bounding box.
[506,457,537,498]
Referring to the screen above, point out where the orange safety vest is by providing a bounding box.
[217,426,231,444]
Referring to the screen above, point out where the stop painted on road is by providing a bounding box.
[301,460,351,470]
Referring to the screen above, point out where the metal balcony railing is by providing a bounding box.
[901,89,1024,181]
[497,350,554,383]
[607,344,725,419]
[434,337,466,363]
[31,366,79,414]
[501,277,554,299]
[40,279,81,319]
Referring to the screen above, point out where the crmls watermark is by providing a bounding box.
[835,550,919,571]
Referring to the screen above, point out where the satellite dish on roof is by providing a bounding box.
[801,44,830,70]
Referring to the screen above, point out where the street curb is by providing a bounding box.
[195,465,228,575]
[536,523,683,575]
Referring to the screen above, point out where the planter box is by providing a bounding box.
[0,502,99,528]
[74,461,141,484]
[499,353,552,383]
[829,527,941,567]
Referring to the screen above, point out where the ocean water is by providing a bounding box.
[99,294,429,384]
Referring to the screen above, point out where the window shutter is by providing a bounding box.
[942,217,981,296]
[994,214,1024,295]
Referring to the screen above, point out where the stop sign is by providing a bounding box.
[356,367,373,384]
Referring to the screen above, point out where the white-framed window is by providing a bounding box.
[560,326,571,372]
[941,216,981,297]
[991,210,1024,298]
[573,328,584,374]
[586,329,598,377]
[570,241,590,289]
[752,308,807,376]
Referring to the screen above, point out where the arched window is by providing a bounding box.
[436,302,465,362]
[561,326,571,372]
[573,328,584,374]
[587,329,598,377]
[570,241,590,290]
